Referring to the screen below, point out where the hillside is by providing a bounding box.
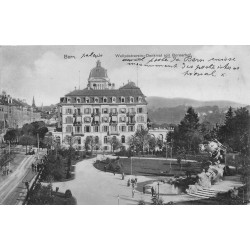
[147,97,247,125]
[147,97,245,110]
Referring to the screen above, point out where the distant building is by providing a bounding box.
[0,91,41,133]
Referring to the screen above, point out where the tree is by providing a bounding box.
[148,136,157,153]
[170,107,202,154]
[4,129,18,144]
[19,135,36,154]
[107,136,122,152]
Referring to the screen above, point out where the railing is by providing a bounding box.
[73,121,82,126]
[110,112,118,116]
[73,112,82,117]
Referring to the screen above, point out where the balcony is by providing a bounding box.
[73,121,82,126]
[127,120,136,125]
[127,111,136,116]
[91,111,100,117]
[73,112,82,117]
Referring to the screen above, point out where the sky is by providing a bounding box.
[0,45,249,106]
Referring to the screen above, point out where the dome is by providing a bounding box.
[89,60,108,79]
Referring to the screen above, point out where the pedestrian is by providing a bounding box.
[132,182,135,189]
[135,177,137,185]
[104,165,107,172]
[34,165,37,172]
[132,188,135,198]
[31,163,34,172]
[127,179,130,187]
[151,186,154,197]
[143,186,146,194]
[113,170,115,175]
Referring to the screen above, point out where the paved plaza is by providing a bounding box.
[51,156,199,205]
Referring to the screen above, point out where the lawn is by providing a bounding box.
[94,157,203,177]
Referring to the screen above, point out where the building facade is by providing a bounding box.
[58,61,149,151]
[0,92,41,134]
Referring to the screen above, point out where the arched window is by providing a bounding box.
[138,96,142,103]
[67,98,71,103]
[121,96,125,103]
[76,97,81,103]
[94,97,99,103]
[103,97,107,103]
[112,97,116,103]
[86,97,90,103]
[130,97,134,103]
[121,135,125,143]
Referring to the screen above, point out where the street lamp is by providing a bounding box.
[157,182,160,199]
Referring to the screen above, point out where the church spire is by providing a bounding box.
[32,96,36,108]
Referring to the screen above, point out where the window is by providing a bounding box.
[78,138,81,144]
[94,126,99,132]
[103,97,107,103]
[94,97,99,103]
[130,97,134,103]
[111,108,117,114]
[76,97,81,103]
[84,117,91,123]
[94,108,100,115]
[120,125,126,132]
[102,125,109,132]
[65,116,73,123]
[129,107,135,114]
[86,97,90,103]
[84,126,91,133]
[102,108,108,114]
[137,116,145,122]
[66,108,72,114]
[76,126,82,133]
[66,125,73,133]
[120,108,126,114]
[67,98,71,103]
[121,135,125,143]
[102,116,109,123]
[111,125,117,132]
[84,108,91,114]
[121,97,125,103]
[137,124,144,131]
[128,125,134,132]
[104,136,108,144]
[138,107,143,113]
[138,96,142,103]
[119,116,126,123]
[76,108,81,115]
[112,97,116,103]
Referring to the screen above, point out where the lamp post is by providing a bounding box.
[157,182,160,199]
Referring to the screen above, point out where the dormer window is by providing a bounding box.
[121,97,125,103]
[130,97,134,103]
[86,97,90,103]
[67,98,71,103]
[76,97,81,103]
[138,96,142,103]
[94,97,99,103]
[112,97,116,103]
[103,97,107,103]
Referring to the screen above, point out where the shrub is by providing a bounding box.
[65,189,72,199]
[138,199,146,205]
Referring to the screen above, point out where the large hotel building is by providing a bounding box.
[58,60,149,150]
[57,60,170,151]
